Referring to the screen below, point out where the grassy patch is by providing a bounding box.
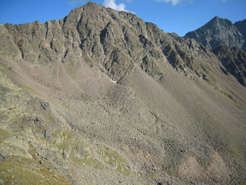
[0,128,11,142]
[0,159,72,185]
[70,154,104,170]
[53,129,105,169]
[100,146,130,176]
[55,129,75,151]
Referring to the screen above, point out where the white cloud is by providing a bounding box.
[103,0,128,11]
[155,0,181,6]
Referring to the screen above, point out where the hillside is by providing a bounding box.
[0,2,246,185]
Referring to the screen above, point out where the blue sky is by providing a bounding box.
[0,0,245,36]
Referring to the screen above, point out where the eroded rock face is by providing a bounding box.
[0,2,246,185]
[2,2,216,83]
[212,45,246,86]
[235,19,246,51]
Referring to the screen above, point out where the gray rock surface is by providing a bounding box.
[212,45,246,86]
[185,16,245,50]
[235,19,246,50]
[0,2,246,185]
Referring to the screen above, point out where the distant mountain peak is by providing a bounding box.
[208,16,233,26]
[211,16,228,21]
[210,16,222,22]
[185,16,245,50]
[197,16,234,33]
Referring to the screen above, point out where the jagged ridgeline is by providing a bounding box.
[185,16,245,50]
[0,2,246,185]
[184,16,246,86]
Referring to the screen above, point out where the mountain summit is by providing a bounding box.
[0,2,246,185]
[184,16,246,86]
[185,16,245,50]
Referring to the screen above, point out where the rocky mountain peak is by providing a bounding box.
[185,16,245,50]
[209,16,232,25]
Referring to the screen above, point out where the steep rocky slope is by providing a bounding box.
[212,45,246,86]
[0,2,246,185]
[235,19,246,50]
[184,16,246,87]
[185,16,245,50]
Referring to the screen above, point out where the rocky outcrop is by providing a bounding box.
[212,45,246,86]
[235,19,246,50]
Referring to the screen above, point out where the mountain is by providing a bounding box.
[0,2,246,185]
[185,16,245,50]
[184,16,246,86]
[212,45,246,86]
[235,19,246,50]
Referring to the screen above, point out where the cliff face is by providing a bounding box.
[212,45,246,86]
[0,2,246,185]
[185,16,245,50]
[235,19,246,50]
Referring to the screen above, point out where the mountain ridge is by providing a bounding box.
[184,16,246,86]
[0,2,246,185]
[184,16,246,50]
